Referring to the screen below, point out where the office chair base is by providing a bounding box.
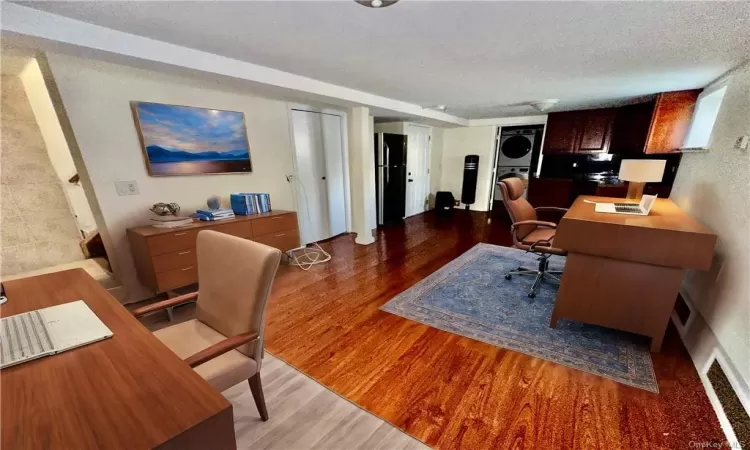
[505,256,562,298]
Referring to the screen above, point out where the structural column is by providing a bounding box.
[347,106,376,245]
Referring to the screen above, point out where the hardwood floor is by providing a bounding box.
[264,210,725,450]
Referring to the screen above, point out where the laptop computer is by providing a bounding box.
[1,300,113,369]
[594,194,657,215]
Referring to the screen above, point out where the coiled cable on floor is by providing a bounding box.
[286,174,332,271]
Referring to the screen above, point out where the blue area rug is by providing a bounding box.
[381,243,658,392]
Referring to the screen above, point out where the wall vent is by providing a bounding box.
[707,358,749,449]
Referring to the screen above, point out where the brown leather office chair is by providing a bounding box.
[133,230,281,421]
[497,178,567,298]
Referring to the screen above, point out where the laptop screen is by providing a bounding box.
[640,194,658,213]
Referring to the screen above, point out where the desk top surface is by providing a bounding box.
[129,209,294,237]
[555,196,716,270]
[564,196,714,236]
[1,269,231,449]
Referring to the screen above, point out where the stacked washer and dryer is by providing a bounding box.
[493,127,539,204]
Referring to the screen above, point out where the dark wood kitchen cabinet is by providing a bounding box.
[543,108,615,155]
[645,90,700,153]
[577,108,616,153]
[542,111,580,154]
[610,89,701,155]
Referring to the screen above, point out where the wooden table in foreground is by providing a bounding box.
[551,196,716,352]
[1,269,236,450]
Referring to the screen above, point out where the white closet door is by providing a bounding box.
[405,125,431,217]
[320,113,347,237]
[291,110,330,244]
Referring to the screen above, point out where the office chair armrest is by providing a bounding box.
[132,292,199,318]
[184,331,259,368]
[534,207,569,213]
[511,220,557,230]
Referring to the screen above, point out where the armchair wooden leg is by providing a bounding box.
[248,373,269,421]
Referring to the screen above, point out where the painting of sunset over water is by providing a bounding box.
[132,102,252,176]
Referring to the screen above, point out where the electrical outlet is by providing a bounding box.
[115,180,139,196]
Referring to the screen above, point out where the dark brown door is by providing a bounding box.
[577,108,615,153]
[543,111,579,154]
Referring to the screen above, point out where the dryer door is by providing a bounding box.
[500,135,533,161]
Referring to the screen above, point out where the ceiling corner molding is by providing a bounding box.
[0,3,468,126]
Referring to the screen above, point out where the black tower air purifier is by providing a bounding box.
[461,155,479,210]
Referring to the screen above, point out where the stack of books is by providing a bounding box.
[150,216,194,228]
[230,193,272,216]
[195,208,235,222]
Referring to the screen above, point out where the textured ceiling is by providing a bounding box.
[17,1,750,118]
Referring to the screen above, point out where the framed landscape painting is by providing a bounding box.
[132,101,252,176]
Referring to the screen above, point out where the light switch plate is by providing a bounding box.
[115,180,139,196]
[735,135,749,151]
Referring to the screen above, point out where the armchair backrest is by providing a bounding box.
[498,178,537,240]
[194,230,281,367]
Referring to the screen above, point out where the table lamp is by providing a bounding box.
[618,159,666,199]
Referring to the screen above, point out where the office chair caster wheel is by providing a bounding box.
[528,292,536,299]
[505,274,512,280]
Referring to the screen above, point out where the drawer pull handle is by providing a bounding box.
[174,232,188,236]
[181,266,194,271]
[274,233,286,237]
[177,251,191,255]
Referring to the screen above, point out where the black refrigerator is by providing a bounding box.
[375,133,407,225]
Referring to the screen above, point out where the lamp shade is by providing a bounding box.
[618,159,666,183]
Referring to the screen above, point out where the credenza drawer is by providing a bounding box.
[251,213,297,237]
[152,249,198,273]
[253,229,300,252]
[213,221,252,239]
[148,230,199,256]
[156,265,198,292]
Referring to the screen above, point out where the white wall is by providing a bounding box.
[45,53,298,302]
[670,62,750,395]
[440,126,497,211]
[19,58,97,236]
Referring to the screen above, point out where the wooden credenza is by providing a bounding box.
[128,210,299,294]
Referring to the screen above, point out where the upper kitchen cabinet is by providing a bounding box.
[543,108,615,154]
[543,111,580,154]
[644,90,701,153]
[610,100,656,156]
[610,89,701,155]
[577,108,616,153]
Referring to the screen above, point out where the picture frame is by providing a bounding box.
[131,101,252,176]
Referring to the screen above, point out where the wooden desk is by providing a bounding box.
[1,269,236,449]
[551,196,716,352]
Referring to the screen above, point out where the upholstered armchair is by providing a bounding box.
[133,230,281,421]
